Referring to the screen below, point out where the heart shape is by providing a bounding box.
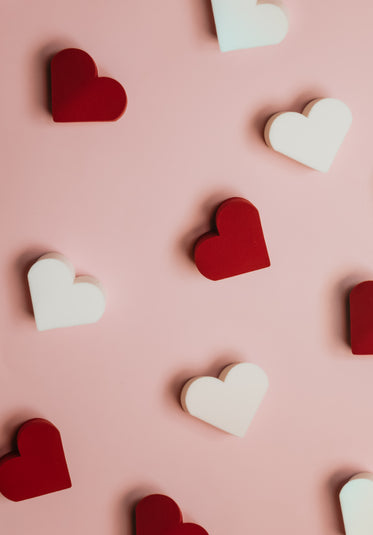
[194,197,270,281]
[340,473,373,535]
[0,419,71,502]
[136,494,209,535]
[28,252,106,331]
[51,48,127,122]
[264,98,352,172]
[349,281,373,355]
[181,363,268,437]
[211,0,288,52]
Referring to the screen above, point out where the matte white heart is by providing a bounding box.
[265,98,352,172]
[181,363,268,437]
[28,253,106,331]
[340,473,373,535]
[211,0,288,52]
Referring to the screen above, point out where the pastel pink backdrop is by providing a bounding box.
[1,1,373,534]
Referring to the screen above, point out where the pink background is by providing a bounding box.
[1,0,373,533]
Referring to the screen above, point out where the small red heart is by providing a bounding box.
[194,197,270,281]
[0,419,71,501]
[350,281,373,354]
[51,48,127,122]
[136,494,209,535]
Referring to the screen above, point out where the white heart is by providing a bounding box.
[340,473,373,535]
[264,98,352,172]
[181,363,268,437]
[211,0,288,52]
[28,253,106,331]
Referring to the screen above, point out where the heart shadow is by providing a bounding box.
[325,468,365,535]
[201,0,217,37]
[115,486,159,535]
[189,0,216,39]
[32,40,77,116]
[331,274,373,350]
[13,248,51,318]
[176,189,237,268]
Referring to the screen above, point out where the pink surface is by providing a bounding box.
[1,0,373,534]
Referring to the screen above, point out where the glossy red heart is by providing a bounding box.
[0,419,71,501]
[136,494,209,535]
[51,48,127,122]
[350,281,373,354]
[194,197,270,280]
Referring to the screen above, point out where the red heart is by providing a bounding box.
[0,419,71,501]
[136,494,209,535]
[194,197,270,281]
[350,281,373,354]
[51,48,127,122]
